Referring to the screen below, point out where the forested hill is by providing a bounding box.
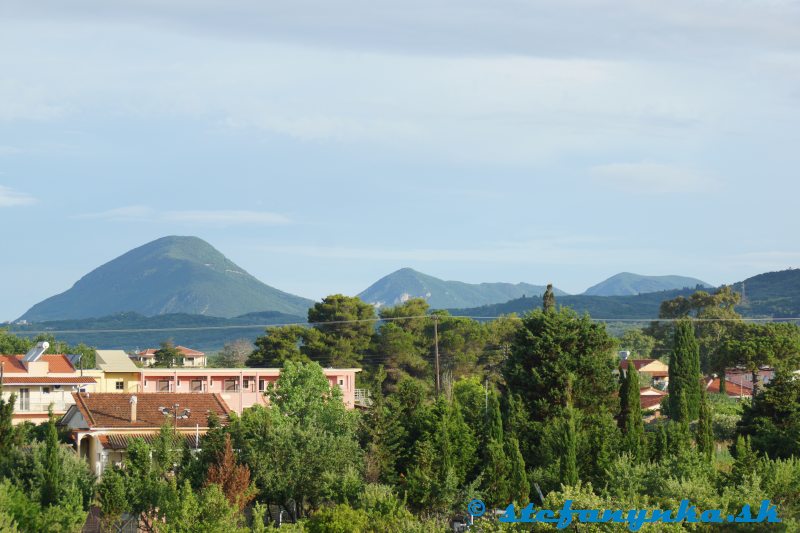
[358,267,565,309]
[450,288,697,319]
[451,268,800,319]
[19,236,315,321]
[582,272,711,296]
[6,311,306,353]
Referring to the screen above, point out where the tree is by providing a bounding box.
[667,320,701,422]
[154,340,183,368]
[215,339,253,368]
[618,361,645,460]
[371,322,427,389]
[720,322,800,395]
[236,362,363,518]
[40,408,63,508]
[205,434,256,510]
[619,328,656,358]
[695,388,714,461]
[0,384,15,457]
[97,466,129,531]
[542,283,556,313]
[504,308,618,422]
[737,371,800,459]
[306,294,376,367]
[247,325,313,367]
[560,403,579,486]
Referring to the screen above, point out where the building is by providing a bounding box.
[0,342,96,424]
[139,367,360,413]
[705,377,753,399]
[85,350,142,393]
[620,358,669,388]
[61,392,232,476]
[132,346,207,367]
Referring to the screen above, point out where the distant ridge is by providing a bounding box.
[357,267,565,309]
[20,236,314,321]
[582,272,711,296]
[451,268,800,319]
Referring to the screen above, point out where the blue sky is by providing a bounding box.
[1,0,799,320]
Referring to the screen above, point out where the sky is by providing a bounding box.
[1,0,799,320]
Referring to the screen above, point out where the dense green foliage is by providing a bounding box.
[3,291,800,531]
[667,320,702,421]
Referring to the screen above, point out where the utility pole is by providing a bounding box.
[433,315,440,395]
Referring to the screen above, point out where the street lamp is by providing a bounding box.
[159,403,191,429]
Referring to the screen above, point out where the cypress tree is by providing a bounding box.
[504,437,530,505]
[619,362,644,460]
[695,387,714,461]
[0,384,15,456]
[542,284,556,313]
[668,320,702,421]
[560,404,579,486]
[41,407,63,507]
[651,424,668,462]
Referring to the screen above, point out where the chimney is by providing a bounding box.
[129,395,138,423]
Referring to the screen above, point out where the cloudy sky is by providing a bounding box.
[1,0,799,319]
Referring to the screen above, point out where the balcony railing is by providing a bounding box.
[15,400,72,413]
[354,389,372,407]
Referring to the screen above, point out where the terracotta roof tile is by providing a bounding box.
[139,346,205,358]
[0,354,75,373]
[641,395,665,410]
[706,378,752,397]
[1,376,96,384]
[70,392,231,429]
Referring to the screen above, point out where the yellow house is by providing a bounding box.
[85,350,142,393]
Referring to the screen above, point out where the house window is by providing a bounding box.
[258,379,267,392]
[242,379,249,389]
[42,387,51,394]
[191,380,203,392]
[115,381,124,391]
[186,357,194,366]
[158,380,170,392]
[224,379,238,392]
[338,378,345,387]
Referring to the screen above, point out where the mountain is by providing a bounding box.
[19,236,315,321]
[582,272,711,296]
[451,268,800,319]
[357,267,565,309]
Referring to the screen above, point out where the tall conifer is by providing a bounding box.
[619,362,644,460]
[668,320,702,421]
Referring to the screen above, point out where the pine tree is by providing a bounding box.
[695,387,714,461]
[618,362,644,460]
[668,320,702,421]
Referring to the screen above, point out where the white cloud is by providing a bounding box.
[590,162,717,194]
[0,185,36,207]
[0,146,21,156]
[74,206,290,226]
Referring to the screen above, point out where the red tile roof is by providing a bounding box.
[705,378,752,398]
[139,346,205,358]
[0,354,75,373]
[99,432,207,450]
[1,376,96,385]
[640,395,665,410]
[70,392,230,429]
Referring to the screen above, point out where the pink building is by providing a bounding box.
[139,367,360,413]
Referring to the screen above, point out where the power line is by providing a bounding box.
[3,314,800,336]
